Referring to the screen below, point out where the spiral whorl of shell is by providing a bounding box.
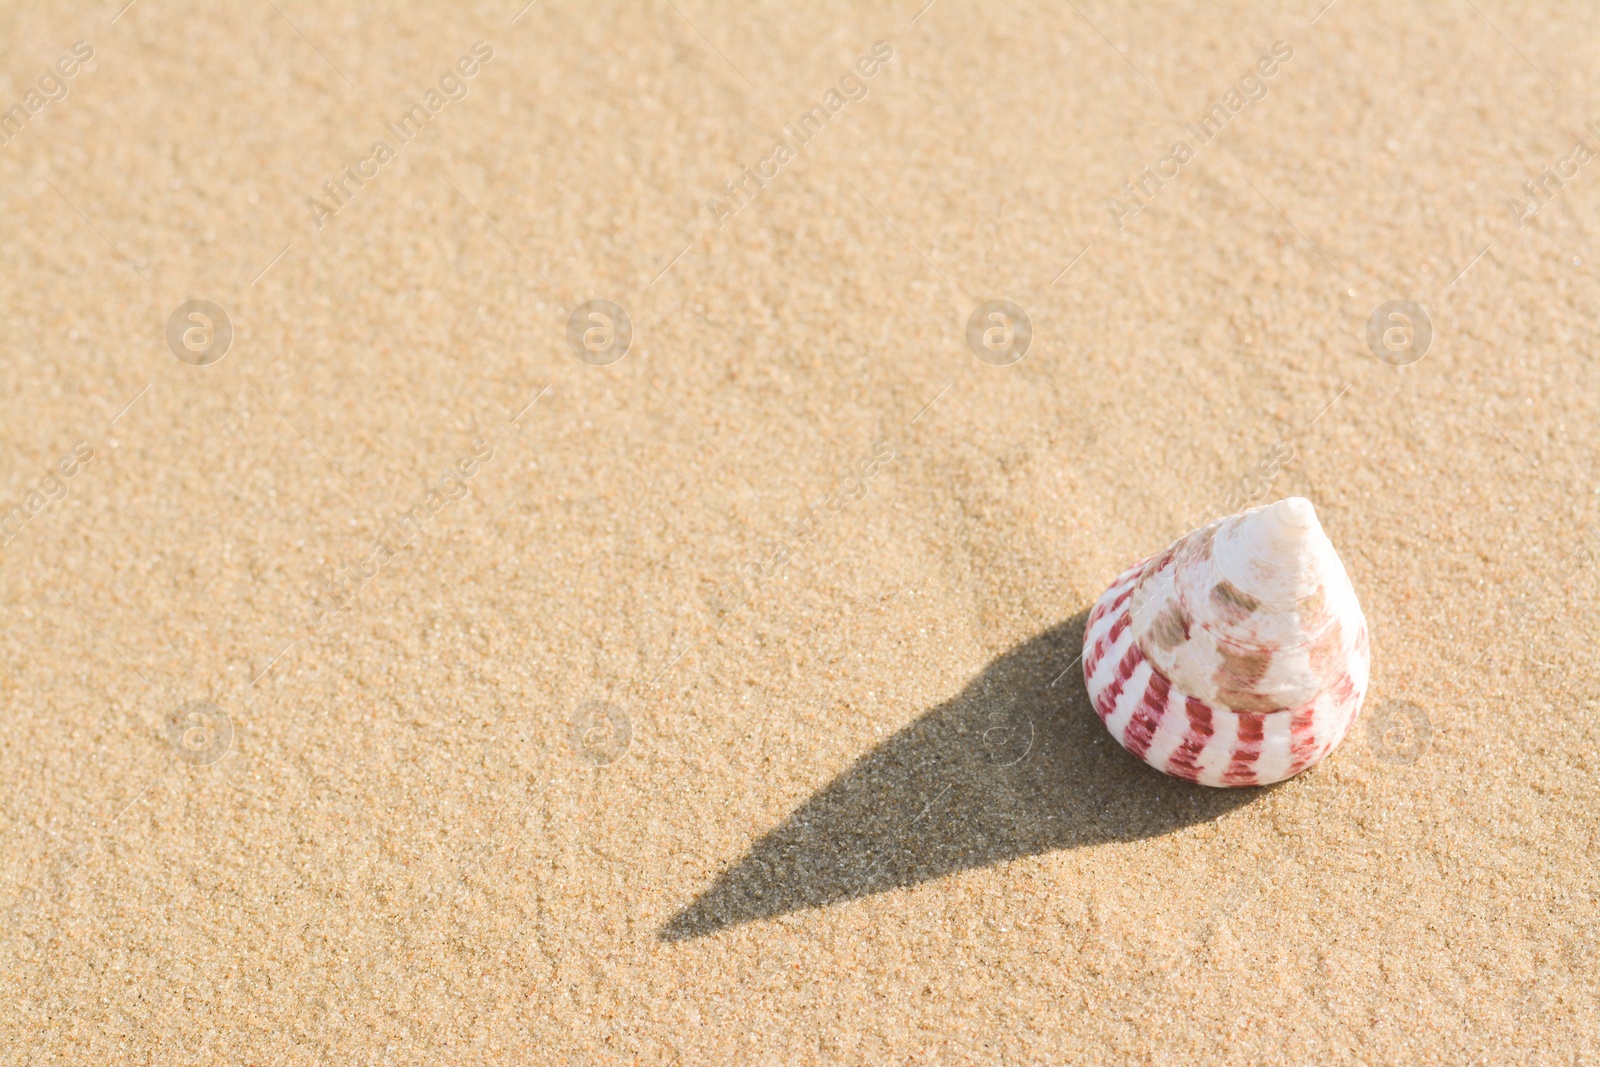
[1082,498,1369,787]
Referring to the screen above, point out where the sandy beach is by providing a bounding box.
[2,1,1597,1062]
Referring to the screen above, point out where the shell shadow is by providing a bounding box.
[660,609,1266,941]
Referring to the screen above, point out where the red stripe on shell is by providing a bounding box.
[1083,581,1135,676]
[1162,698,1214,783]
[1101,606,1131,654]
[1121,666,1170,760]
[1285,705,1321,776]
[1094,640,1143,723]
[1221,712,1265,785]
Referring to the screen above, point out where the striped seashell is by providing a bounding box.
[1082,497,1369,787]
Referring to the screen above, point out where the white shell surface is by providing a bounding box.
[1128,498,1364,713]
[1084,498,1370,787]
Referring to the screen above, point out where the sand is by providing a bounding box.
[2,1,1597,1062]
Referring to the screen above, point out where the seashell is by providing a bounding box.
[1081,497,1369,787]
